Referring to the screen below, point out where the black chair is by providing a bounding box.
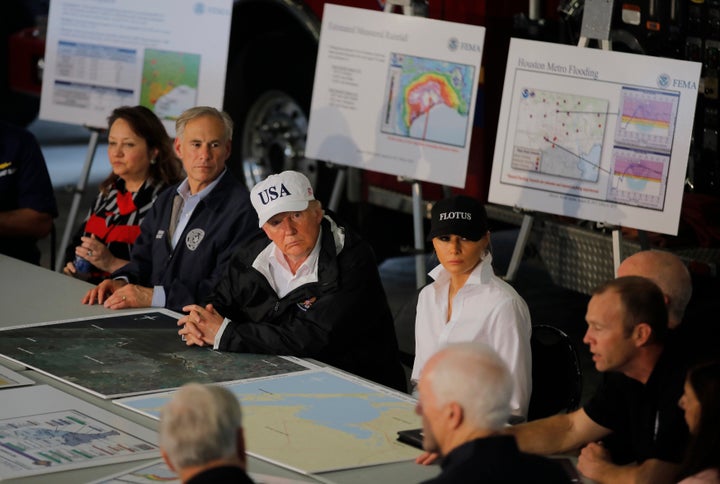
[527,324,583,421]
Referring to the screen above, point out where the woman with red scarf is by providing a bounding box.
[63,106,182,283]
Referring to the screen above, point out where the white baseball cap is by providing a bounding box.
[250,171,315,227]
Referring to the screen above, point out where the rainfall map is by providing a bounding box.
[606,87,678,209]
[140,48,200,120]
[381,53,474,147]
[117,368,422,473]
[512,87,608,182]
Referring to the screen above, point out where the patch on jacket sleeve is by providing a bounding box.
[185,229,205,251]
[297,296,318,311]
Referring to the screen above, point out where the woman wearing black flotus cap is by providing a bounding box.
[411,195,532,421]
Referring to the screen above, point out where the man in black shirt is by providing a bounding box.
[507,276,689,484]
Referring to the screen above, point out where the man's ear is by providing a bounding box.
[633,322,652,346]
[173,137,182,158]
[161,449,176,473]
[446,401,464,430]
[236,427,247,470]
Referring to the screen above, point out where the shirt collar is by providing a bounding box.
[176,168,226,202]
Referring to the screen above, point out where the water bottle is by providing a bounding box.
[74,254,92,274]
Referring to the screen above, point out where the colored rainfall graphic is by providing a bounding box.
[381,53,474,147]
[140,49,201,120]
[0,312,312,398]
[512,88,608,182]
[606,147,669,209]
[614,86,680,153]
[0,410,156,471]
[118,368,421,473]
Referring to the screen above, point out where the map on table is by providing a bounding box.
[0,385,158,480]
[0,310,316,399]
[0,363,34,390]
[116,368,422,474]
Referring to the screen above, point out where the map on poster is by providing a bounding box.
[489,38,700,235]
[117,368,422,474]
[39,0,232,135]
[0,385,158,480]
[380,53,475,148]
[0,310,316,399]
[306,4,484,188]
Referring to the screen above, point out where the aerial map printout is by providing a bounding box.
[0,385,158,480]
[306,4,484,188]
[117,368,422,474]
[39,0,232,135]
[0,310,316,399]
[489,38,701,234]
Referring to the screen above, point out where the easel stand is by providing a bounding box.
[54,127,104,272]
[505,0,627,281]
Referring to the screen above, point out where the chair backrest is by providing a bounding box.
[528,324,583,421]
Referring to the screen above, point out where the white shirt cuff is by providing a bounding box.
[213,318,230,349]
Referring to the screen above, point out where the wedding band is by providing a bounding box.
[87,249,93,257]
[122,296,126,301]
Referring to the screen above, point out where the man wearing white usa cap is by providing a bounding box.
[179,170,407,391]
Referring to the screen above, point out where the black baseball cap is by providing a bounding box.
[427,195,489,242]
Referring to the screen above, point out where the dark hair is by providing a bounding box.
[592,276,668,343]
[678,361,720,479]
[100,105,183,194]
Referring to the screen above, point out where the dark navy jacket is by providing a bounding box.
[113,171,258,312]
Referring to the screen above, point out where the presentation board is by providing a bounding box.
[489,38,701,235]
[305,4,485,188]
[39,0,233,135]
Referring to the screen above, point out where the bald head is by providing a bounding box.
[617,250,691,329]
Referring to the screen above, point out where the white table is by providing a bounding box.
[0,255,438,484]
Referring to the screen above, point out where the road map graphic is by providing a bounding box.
[118,368,422,473]
[0,311,314,399]
[0,410,157,474]
[381,52,474,147]
[512,87,608,182]
[504,84,679,211]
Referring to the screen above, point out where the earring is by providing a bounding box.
[150,158,157,165]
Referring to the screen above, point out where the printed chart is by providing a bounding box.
[489,38,701,234]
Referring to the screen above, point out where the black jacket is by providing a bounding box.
[423,435,573,484]
[208,212,407,391]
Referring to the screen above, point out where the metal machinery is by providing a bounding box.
[6,0,720,291]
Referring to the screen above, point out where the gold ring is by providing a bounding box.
[122,296,126,301]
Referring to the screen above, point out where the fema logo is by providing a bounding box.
[194,2,205,14]
[657,73,671,88]
[448,37,458,51]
